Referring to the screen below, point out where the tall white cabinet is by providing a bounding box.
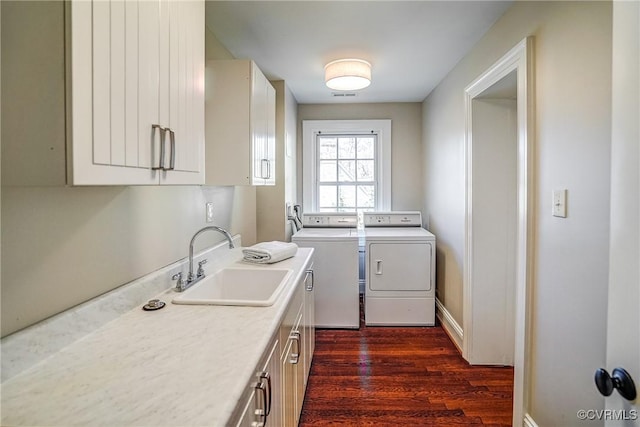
[69,0,204,185]
[205,60,276,186]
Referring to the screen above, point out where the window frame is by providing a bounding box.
[303,120,391,212]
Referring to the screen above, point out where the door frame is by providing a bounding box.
[463,37,535,425]
[605,0,639,421]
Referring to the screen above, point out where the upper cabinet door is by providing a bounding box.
[265,80,276,186]
[162,0,205,185]
[68,0,204,186]
[69,0,157,185]
[251,65,268,184]
[251,66,276,186]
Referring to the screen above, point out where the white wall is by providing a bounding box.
[297,103,423,212]
[422,2,612,424]
[0,13,256,337]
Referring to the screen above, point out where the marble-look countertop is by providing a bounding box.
[1,247,314,427]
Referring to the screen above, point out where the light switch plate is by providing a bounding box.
[206,202,214,223]
[552,189,567,218]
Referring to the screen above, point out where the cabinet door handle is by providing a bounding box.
[151,124,166,170]
[255,381,267,426]
[375,260,383,275]
[305,269,314,291]
[289,331,301,364]
[259,371,272,417]
[166,128,176,171]
[261,159,269,179]
[252,372,271,427]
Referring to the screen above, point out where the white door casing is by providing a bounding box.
[604,1,639,424]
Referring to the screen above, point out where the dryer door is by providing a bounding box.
[368,242,432,292]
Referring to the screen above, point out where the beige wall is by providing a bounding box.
[257,81,298,243]
[297,103,423,212]
[1,186,238,336]
[422,1,612,424]
[283,84,299,241]
[205,26,258,246]
[0,10,255,336]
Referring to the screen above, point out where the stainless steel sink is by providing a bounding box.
[172,267,293,306]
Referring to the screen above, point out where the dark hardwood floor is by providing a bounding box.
[299,302,514,426]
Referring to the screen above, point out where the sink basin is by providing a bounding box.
[172,267,293,306]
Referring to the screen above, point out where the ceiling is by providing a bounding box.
[205,1,513,104]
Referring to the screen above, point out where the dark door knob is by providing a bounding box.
[595,367,637,401]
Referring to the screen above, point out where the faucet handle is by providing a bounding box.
[172,272,185,289]
[197,259,208,277]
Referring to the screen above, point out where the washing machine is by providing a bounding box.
[292,213,360,328]
[363,211,436,326]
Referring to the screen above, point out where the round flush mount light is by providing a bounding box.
[324,59,371,91]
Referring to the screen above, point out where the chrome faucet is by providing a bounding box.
[172,225,235,292]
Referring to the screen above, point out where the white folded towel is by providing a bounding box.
[242,241,298,264]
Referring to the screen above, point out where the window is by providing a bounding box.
[303,120,391,213]
[317,135,376,212]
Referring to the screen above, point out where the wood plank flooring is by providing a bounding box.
[299,306,514,426]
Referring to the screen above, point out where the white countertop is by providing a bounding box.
[1,247,314,427]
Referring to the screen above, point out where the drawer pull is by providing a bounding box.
[254,370,271,426]
[305,269,314,291]
[289,331,301,364]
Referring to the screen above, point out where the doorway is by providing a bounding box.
[467,70,518,366]
[463,37,534,425]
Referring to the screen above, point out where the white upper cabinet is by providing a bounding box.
[205,60,276,186]
[69,0,204,185]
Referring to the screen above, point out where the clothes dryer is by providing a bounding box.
[363,211,436,326]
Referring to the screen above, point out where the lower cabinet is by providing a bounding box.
[234,266,315,427]
[282,306,303,426]
[236,339,281,427]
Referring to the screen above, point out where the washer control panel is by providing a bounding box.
[363,211,422,227]
[302,213,358,228]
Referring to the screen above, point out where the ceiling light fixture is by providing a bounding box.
[324,59,371,91]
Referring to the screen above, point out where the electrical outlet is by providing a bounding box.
[285,203,292,218]
[206,202,214,223]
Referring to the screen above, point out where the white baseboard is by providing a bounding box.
[435,298,463,353]
[523,413,538,427]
